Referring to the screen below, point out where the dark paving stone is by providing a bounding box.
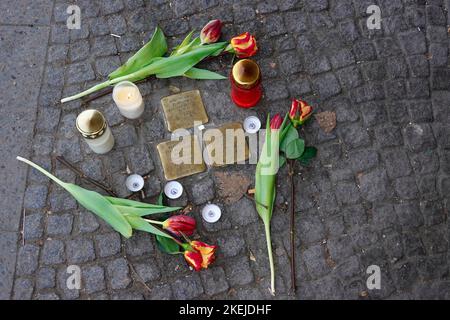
[12,278,34,300]
[172,273,204,300]
[66,238,96,264]
[41,240,65,265]
[83,265,106,294]
[107,258,131,290]
[16,244,40,276]
[36,267,56,290]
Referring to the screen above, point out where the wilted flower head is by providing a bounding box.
[230,32,258,58]
[289,99,313,127]
[183,240,217,271]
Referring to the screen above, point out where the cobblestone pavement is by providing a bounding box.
[1,0,450,300]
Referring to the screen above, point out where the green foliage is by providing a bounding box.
[124,215,172,238]
[17,157,181,240]
[298,146,317,166]
[61,28,228,103]
[285,138,305,159]
[109,26,167,79]
[155,235,180,254]
[184,67,226,79]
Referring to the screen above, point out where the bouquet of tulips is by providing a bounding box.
[254,100,316,295]
[61,20,258,103]
[17,157,217,271]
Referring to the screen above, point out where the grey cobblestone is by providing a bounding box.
[95,233,122,258]
[107,258,131,290]
[3,0,450,300]
[17,244,40,276]
[41,240,65,265]
[83,265,106,294]
[36,267,56,290]
[66,238,96,264]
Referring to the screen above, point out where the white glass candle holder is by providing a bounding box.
[76,110,115,154]
[112,81,144,119]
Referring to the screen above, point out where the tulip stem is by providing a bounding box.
[287,159,297,295]
[143,218,163,225]
[264,222,275,296]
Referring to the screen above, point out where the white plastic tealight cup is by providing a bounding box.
[202,204,221,223]
[125,174,145,192]
[243,116,261,134]
[164,181,183,199]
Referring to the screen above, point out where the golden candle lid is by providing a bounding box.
[76,109,107,139]
[232,59,260,88]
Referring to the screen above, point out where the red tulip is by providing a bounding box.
[184,250,203,271]
[191,241,217,269]
[289,99,313,127]
[270,114,283,130]
[162,215,196,237]
[230,32,258,58]
[200,19,222,44]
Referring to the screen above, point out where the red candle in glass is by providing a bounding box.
[230,59,262,108]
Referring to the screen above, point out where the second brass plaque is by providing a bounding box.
[203,122,249,167]
[157,135,206,180]
[161,90,209,132]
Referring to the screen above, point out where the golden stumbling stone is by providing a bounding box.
[161,90,209,132]
[203,122,249,167]
[157,135,206,180]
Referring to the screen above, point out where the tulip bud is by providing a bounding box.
[289,99,313,127]
[230,32,258,58]
[200,19,222,44]
[162,215,196,237]
[270,114,283,130]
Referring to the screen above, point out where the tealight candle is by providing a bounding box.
[201,204,221,223]
[112,81,144,119]
[164,181,183,199]
[126,174,145,192]
[243,116,261,134]
[76,110,115,154]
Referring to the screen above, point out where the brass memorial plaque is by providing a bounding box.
[203,122,249,167]
[161,90,209,132]
[157,135,206,180]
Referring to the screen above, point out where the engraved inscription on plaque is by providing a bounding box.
[203,122,249,167]
[157,135,206,180]
[161,90,209,132]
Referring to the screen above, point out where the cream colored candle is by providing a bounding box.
[112,81,144,119]
[76,110,115,154]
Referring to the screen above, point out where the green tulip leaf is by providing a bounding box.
[285,138,305,159]
[183,67,226,79]
[279,154,286,169]
[124,215,172,238]
[157,191,165,206]
[280,125,298,153]
[297,146,317,166]
[17,157,132,238]
[155,235,180,254]
[114,205,180,217]
[109,26,167,79]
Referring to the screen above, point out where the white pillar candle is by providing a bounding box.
[76,110,115,154]
[112,81,145,119]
